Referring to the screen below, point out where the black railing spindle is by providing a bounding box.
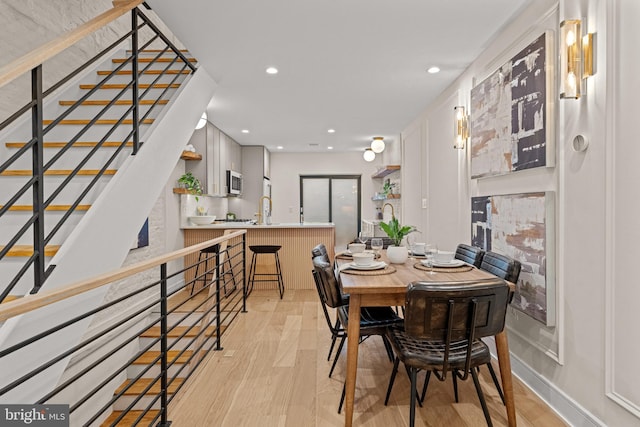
[131,8,141,155]
[30,65,46,294]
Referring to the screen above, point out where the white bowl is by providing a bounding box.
[348,243,366,254]
[189,215,216,225]
[353,252,375,266]
[435,250,455,263]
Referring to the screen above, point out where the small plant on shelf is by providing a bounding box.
[177,172,206,214]
[382,179,395,196]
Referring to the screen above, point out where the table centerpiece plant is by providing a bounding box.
[379,216,417,264]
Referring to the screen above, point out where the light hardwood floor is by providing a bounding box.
[168,290,568,426]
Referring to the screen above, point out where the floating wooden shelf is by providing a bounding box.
[173,188,191,194]
[371,165,400,178]
[180,151,202,160]
[372,194,401,201]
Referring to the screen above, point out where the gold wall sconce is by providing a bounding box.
[453,106,468,149]
[560,19,595,99]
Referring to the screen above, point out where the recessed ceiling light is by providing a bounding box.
[327,146,334,150]
[265,67,278,74]
[277,146,284,150]
[327,129,335,133]
[241,129,249,133]
[427,66,440,74]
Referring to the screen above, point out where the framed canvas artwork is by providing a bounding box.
[471,192,555,326]
[470,31,555,179]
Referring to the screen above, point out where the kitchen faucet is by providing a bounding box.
[257,196,272,225]
[382,202,395,219]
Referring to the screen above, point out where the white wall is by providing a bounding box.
[269,151,389,224]
[401,0,640,425]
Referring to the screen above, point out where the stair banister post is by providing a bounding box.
[30,65,46,294]
[215,253,222,351]
[242,234,247,313]
[159,262,171,426]
[131,7,140,155]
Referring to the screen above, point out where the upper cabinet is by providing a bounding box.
[185,122,242,197]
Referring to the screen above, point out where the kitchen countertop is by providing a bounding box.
[182,222,334,229]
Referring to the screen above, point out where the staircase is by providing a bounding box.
[0,3,218,410]
[100,289,230,426]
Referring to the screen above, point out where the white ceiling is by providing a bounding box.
[150,0,532,153]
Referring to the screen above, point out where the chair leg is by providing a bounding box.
[381,335,394,362]
[338,382,346,413]
[453,369,459,403]
[409,367,418,427]
[485,362,505,405]
[247,252,257,296]
[470,366,493,427]
[420,370,431,403]
[403,364,423,408]
[275,251,284,299]
[327,319,341,361]
[384,357,400,405]
[329,336,346,378]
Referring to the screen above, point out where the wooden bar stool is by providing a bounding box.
[247,245,284,299]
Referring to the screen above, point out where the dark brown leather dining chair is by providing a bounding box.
[311,256,402,412]
[384,278,510,427]
[454,243,485,268]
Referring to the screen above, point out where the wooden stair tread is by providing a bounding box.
[80,83,180,90]
[114,377,183,395]
[101,410,159,427]
[0,204,90,211]
[58,99,168,106]
[140,325,216,338]
[42,118,153,125]
[127,49,189,53]
[6,142,133,148]
[133,350,194,365]
[112,57,196,63]
[1,295,22,304]
[1,170,117,176]
[0,245,60,257]
[97,69,192,76]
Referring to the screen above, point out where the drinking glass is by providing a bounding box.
[406,233,416,260]
[424,243,437,274]
[357,231,367,245]
[370,238,383,256]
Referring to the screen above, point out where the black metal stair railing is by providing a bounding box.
[0,233,247,427]
[0,7,197,302]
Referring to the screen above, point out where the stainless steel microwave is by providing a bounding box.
[226,170,242,195]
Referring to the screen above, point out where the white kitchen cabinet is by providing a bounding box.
[186,122,242,196]
[240,145,271,218]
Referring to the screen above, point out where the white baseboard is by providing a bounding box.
[507,352,606,427]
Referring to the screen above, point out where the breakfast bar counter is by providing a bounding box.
[183,223,335,291]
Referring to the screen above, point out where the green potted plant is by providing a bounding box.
[379,216,417,263]
[177,172,205,215]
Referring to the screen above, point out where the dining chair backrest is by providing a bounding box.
[454,244,485,268]
[312,256,345,309]
[311,243,330,262]
[479,251,521,284]
[403,278,510,343]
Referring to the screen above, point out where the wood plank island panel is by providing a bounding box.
[184,226,335,292]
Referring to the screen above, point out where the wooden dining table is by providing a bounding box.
[337,252,517,427]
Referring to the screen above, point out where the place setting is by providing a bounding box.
[339,251,396,275]
[413,245,473,273]
[335,240,381,260]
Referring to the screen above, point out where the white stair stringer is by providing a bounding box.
[0,67,217,407]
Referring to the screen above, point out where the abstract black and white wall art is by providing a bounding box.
[470,32,554,179]
[471,192,555,326]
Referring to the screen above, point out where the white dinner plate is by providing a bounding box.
[424,259,466,268]
[347,261,387,270]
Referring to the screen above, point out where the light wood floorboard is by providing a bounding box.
[168,290,568,426]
